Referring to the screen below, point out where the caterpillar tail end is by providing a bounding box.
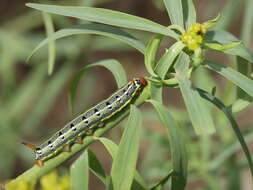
[35,160,43,167]
[22,142,38,150]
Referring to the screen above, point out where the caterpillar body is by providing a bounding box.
[23,77,147,166]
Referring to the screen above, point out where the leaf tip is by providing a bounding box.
[25,54,32,63]
[25,3,34,8]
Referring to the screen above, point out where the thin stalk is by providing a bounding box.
[5,81,150,189]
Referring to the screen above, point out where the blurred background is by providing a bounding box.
[0,0,253,189]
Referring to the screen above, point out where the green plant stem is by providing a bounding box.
[5,82,150,189]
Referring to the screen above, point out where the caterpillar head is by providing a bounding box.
[133,77,147,87]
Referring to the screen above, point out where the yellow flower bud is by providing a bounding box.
[40,170,70,190]
[200,25,207,34]
[196,35,203,43]
[181,33,190,43]
[191,23,202,33]
[180,22,207,50]
[188,42,200,50]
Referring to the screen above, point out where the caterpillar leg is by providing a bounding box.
[97,122,104,128]
[75,137,83,144]
[86,128,93,135]
[63,144,72,152]
[35,160,43,167]
[85,122,104,135]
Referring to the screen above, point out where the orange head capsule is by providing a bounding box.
[35,160,43,167]
[130,79,135,84]
[139,77,147,86]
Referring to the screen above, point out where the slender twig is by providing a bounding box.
[5,83,150,189]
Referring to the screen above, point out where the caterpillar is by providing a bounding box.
[23,77,147,166]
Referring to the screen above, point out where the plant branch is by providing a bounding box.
[6,82,150,189]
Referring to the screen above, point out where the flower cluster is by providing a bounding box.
[40,170,70,190]
[181,23,207,50]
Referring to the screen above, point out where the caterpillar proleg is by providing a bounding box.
[23,77,147,166]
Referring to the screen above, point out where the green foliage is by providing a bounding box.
[3,0,253,189]
[204,60,253,98]
[42,12,56,75]
[68,59,127,113]
[155,41,185,79]
[197,88,253,175]
[26,3,178,39]
[175,55,216,135]
[148,100,187,190]
[70,150,89,190]
[98,137,148,190]
[144,34,163,77]
[204,30,253,62]
[27,23,146,61]
[110,105,142,190]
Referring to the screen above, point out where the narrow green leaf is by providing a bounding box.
[162,78,179,86]
[204,30,253,63]
[87,149,106,184]
[70,150,89,190]
[163,0,184,27]
[150,170,173,190]
[144,34,163,77]
[110,105,142,190]
[168,24,186,34]
[203,14,221,29]
[146,77,164,104]
[235,0,253,105]
[175,57,216,135]
[232,99,251,113]
[149,80,163,103]
[131,172,148,190]
[98,137,118,158]
[42,12,55,75]
[174,52,189,73]
[193,66,216,92]
[196,88,253,177]
[236,56,250,101]
[148,100,187,190]
[26,3,178,39]
[27,23,145,61]
[84,59,127,91]
[155,41,185,79]
[214,0,241,30]
[210,129,253,170]
[241,0,253,45]
[99,138,148,190]
[68,59,127,113]
[204,41,241,51]
[176,75,216,135]
[204,60,253,98]
[182,0,196,29]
